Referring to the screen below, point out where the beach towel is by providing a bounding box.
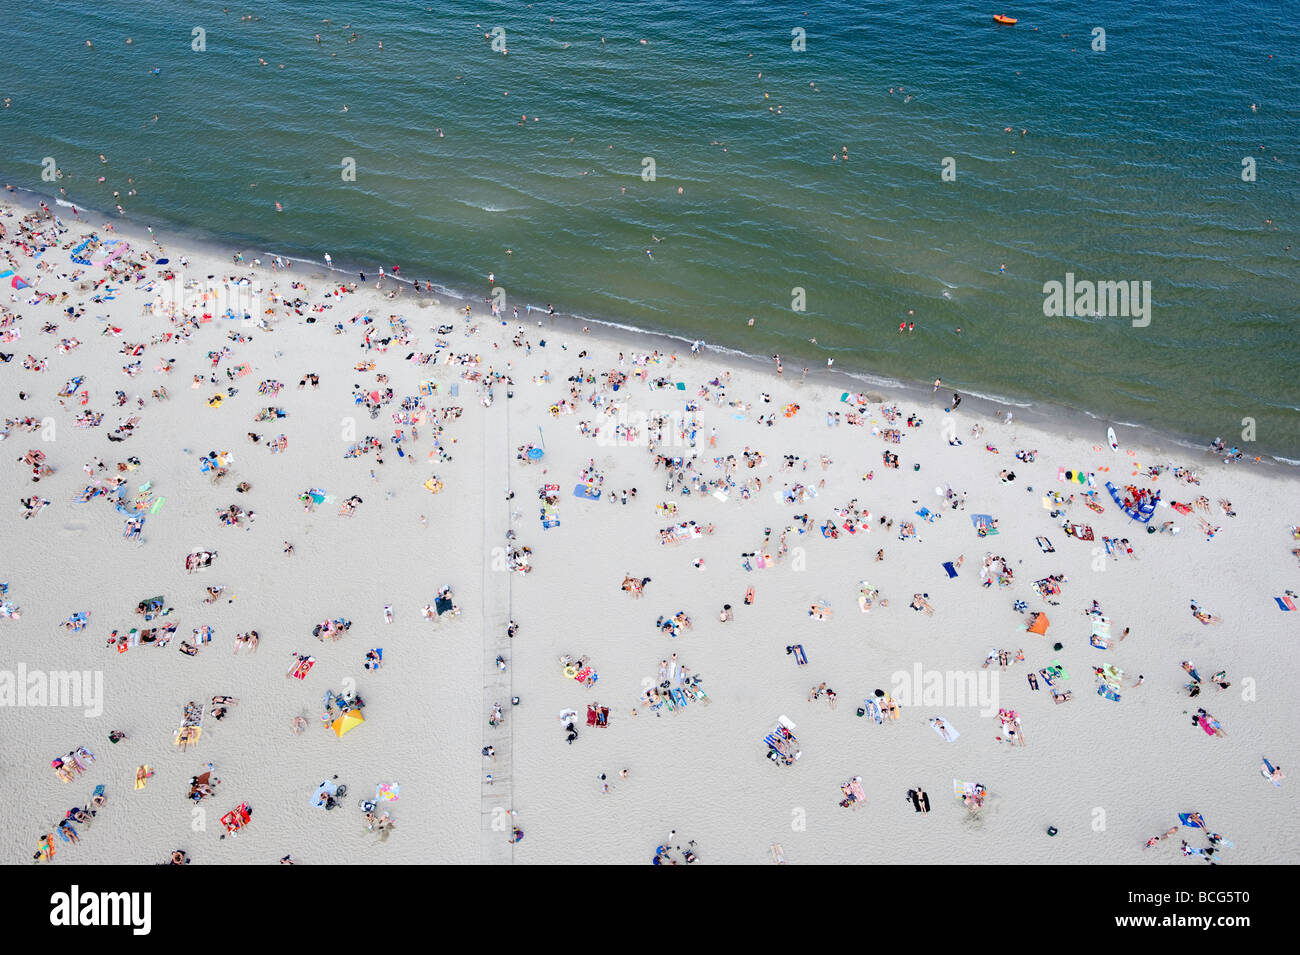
[221,803,251,834]
[1275,595,1296,611]
[1036,536,1055,553]
[792,644,807,666]
[1178,813,1206,829]
[942,561,958,578]
[857,583,878,612]
[1262,758,1282,787]
[287,655,316,680]
[1068,524,1095,541]
[312,779,339,809]
[1032,578,1062,599]
[1097,683,1121,701]
[929,717,959,742]
[573,484,601,500]
[376,783,400,801]
[1027,612,1050,636]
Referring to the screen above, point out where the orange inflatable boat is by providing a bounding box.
[993,14,1017,24]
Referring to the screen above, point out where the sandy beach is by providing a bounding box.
[2,195,1297,866]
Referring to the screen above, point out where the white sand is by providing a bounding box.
[2,196,1297,865]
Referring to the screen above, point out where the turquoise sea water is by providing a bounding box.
[2,0,1297,456]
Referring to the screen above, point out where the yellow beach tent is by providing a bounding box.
[331,708,365,738]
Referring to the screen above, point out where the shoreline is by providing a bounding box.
[7,181,1293,472]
